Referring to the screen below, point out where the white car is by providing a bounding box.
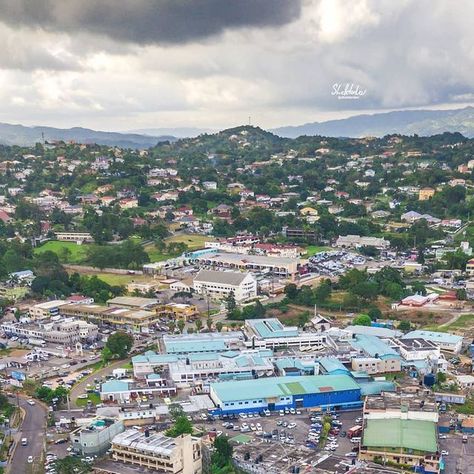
[27,399,36,406]
[28,456,33,463]
[441,450,449,456]
[288,422,297,429]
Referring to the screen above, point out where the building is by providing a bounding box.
[162,303,199,321]
[70,417,124,456]
[55,232,94,243]
[466,258,474,276]
[359,419,440,473]
[60,304,163,332]
[399,293,439,307]
[106,296,160,310]
[455,374,474,390]
[162,332,244,355]
[100,378,177,403]
[419,187,436,201]
[193,252,300,279]
[244,318,328,350]
[335,235,390,249]
[402,330,463,353]
[395,338,440,361]
[350,335,402,374]
[111,429,202,474]
[132,349,274,386]
[1,318,98,345]
[28,300,70,320]
[210,374,362,414]
[193,269,257,301]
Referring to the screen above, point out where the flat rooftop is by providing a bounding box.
[363,418,437,453]
[196,251,298,267]
[112,429,178,456]
[365,393,437,413]
[402,330,463,344]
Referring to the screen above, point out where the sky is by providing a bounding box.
[0,0,473,132]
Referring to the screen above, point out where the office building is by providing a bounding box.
[111,429,202,474]
[193,269,257,301]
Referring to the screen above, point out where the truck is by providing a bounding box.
[28,338,46,347]
[347,425,363,439]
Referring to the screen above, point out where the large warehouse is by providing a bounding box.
[209,374,362,414]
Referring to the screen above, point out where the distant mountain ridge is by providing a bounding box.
[0,122,175,148]
[272,106,474,138]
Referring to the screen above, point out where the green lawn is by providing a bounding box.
[304,245,331,257]
[76,392,101,407]
[93,272,151,286]
[34,240,91,264]
[424,314,474,333]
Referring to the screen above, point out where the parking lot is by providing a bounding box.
[439,433,474,474]
[195,408,363,460]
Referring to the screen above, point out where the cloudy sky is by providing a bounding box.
[0,0,473,131]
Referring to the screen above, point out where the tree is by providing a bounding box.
[225,291,237,314]
[53,456,91,474]
[436,372,447,384]
[352,314,372,326]
[397,320,411,332]
[367,306,382,321]
[101,346,113,363]
[212,436,234,470]
[284,283,298,300]
[177,319,185,333]
[166,415,193,437]
[206,317,213,331]
[411,281,427,296]
[105,332,134,359]
[456,288,467,300]
[216,321,223,332]
[195,319,203,332]
[169,403,185,421]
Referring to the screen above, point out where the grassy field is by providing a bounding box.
[34,240,90,264]
[304,245,331,257]
[164,233,212,250]
[425,313,474,333]
[94,272,152,286]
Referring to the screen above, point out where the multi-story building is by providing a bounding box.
[100,378,177,403]
[335,235,390,249]
[350,335,402,374]
[243,318,328,350]
[70,417,124,456]
[111,429,202,474]
[55,232,94,243]
[1,318,98,345]
[193,269,257,301]
[29,300,70,320]
[60,303,164,332]
[401,330,463,354]
[359,393,440,473]
[132,349,274,385]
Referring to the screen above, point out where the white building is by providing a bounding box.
[335,235,390,249]
[395,338,440,361]
[401,330,463,354]
[193,269,257,301]
[111,429,202,474]
[244,318,328,350]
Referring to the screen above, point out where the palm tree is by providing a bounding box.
[195,319,203,332]
[216,322,223,332]
[206,317,213,331]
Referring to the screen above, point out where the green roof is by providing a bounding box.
[211,374,360,403]
[363,419,437,453]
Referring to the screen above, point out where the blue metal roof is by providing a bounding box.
[402,330,463,344]
[101,380,129,393]
[351,335,401,360]
[318,357,350,374]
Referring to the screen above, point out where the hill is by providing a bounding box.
[272,106,474,138]
[0,122,175,148]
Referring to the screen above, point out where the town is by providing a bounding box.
[0,129,474,474]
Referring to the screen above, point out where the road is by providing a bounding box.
[69,358,130,406]
[8,397,47,474]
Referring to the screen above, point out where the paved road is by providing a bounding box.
[8,398,47,473]
[69,358,130,406]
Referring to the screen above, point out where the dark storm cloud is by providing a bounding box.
[0,0,302,45]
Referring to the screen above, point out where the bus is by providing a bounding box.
[347,425,362,439]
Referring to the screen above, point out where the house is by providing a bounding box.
[419,187,435,201]
[399,293,439,307]
[193,269,257,302]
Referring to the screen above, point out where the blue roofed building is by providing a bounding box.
[209,374,362,414]
[274,358,318,376]
[318,357,351,376]
[402,330,463,354]
[162,331,243,354]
